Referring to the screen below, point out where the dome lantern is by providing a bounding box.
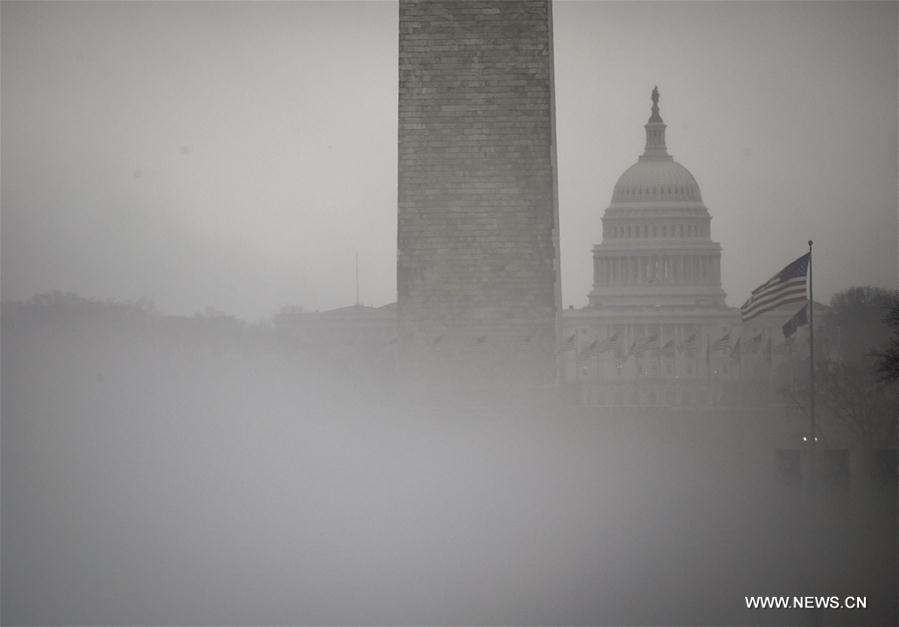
[643,85,669,159]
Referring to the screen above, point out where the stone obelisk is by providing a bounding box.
[397,0,560,387]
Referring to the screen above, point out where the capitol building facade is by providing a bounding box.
[281,89,815,407]
[560,89,807,407]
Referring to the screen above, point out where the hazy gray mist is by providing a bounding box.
[2,1,896,319]
[3,298,896,624]
[1,2,897,625]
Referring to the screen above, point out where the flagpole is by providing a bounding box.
[807,240,816,481]
[672,332,677,380]
[657,331,662,379]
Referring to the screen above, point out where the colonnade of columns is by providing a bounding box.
[604,221,709,239]
[594,254,721,285]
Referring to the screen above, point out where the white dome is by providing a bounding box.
[611,157,702,204]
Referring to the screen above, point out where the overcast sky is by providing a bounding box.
[2,1,897,320]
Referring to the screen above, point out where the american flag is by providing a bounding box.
[711,332,731,353]
[678,333,698,357]
[657,339,676,358]
[740,252,810,321]
[579,339,599,360]
[632,333,659,356]
[595,332,619,354]
[730,338,741,361]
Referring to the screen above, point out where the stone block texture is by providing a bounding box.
[397,0,560,386]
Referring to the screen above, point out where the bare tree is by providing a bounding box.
[783,360,897,447]
[828,286,899,362]
[875,303,899,384]
[780,286,899,447]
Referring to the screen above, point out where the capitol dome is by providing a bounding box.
[611,159,702,204]
[590,87,727,309]
[608,86,703,206]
